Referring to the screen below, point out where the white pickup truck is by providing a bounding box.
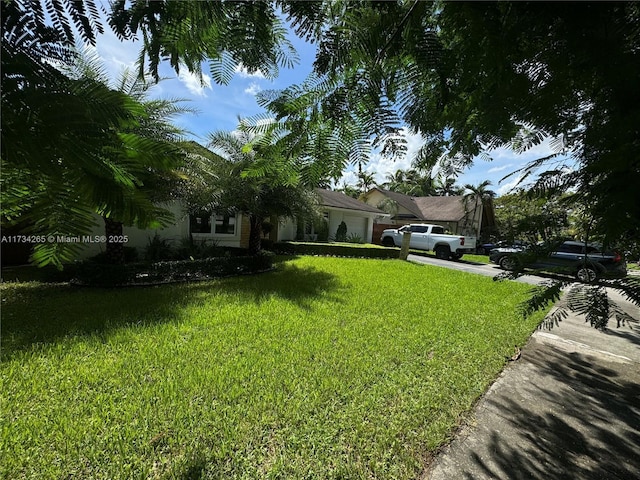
[380,224,477,260]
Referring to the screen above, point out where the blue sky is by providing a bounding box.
[92,17,561,196]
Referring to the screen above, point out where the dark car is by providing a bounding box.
[489,240,627,281]
[477,240,527,255]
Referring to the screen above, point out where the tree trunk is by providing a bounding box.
[103,217,125,264]
[248,215,263,255]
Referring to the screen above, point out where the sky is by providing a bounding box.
[91,14,562,197]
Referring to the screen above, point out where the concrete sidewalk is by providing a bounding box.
[425,288,640,480]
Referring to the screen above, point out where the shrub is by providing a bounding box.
[314,218,330,242]
[345,233,364,244]
[335,221,347,242]
[144,234,175,261]
[71,253,274,287]
[174,236,222,260]
[88,247,139,264]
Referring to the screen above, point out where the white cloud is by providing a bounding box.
[234,64,267,79]
[178,70,212,97]
[496,174,525,196]
[487,164,513,174]
[244,82,262,95]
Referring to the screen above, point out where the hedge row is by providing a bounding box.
[271,242,400,259]
[71,253,274,287]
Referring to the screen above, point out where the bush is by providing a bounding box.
[315,219,330,242]
[335,221,347,242]
[345,233,364,244]
[174,236,223,260]
[71,253,274,287]
[88,247,139,264]
[144,234,175,262]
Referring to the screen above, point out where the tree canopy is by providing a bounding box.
[255,1,639,246]
[204,129,320,254]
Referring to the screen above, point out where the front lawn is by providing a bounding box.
[1,257,546,479]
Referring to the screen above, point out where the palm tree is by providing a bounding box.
[1,47,190,267]
[462,181,497,238]
[383,169,406,191]
[434,177,464,196]
[206,129,319,254]
[356,171,376,193]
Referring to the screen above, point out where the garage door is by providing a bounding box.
[343,215,367,241]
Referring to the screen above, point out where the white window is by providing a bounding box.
[213,214,236,235]
[189,212,237,236]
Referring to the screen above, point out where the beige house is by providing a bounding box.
[363,188,496,244]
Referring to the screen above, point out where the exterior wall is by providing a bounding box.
[77,202,189,259]
[276,209,379,243]
[327,209,374,242]
[76,201,246,259]
[277,218,298,241]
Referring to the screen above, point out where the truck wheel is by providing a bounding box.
[382,237,396,247]
[435,245,450,260]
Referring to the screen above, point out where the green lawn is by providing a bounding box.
[1,257,546,479]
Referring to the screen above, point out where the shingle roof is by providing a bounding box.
[371,188,424,218]
[316,189,386,214]
[369,188,467,221]
[412,196,468,222]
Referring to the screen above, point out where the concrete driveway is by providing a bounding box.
[407,253,542,285]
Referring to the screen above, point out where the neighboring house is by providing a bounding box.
[364,187,496,244]
[74,189,387,260]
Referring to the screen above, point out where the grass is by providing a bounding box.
[1,256,546,479]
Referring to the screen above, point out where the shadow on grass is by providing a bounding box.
[1,262,341,359]
[463,346,640,480]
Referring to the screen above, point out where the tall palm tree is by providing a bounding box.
[383,169,406,191]
[462,180,497,238]
[434,177,464,196]
[356,171,376,193]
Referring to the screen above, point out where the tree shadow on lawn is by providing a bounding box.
[463,345,640,480]
[1,263,342,359]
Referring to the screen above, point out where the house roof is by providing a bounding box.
[412,196,469,222]
[368,188,468,222]
[370,188,424,218]
[316,188,386,215]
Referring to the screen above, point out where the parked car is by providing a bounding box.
[477,240,528,255]
[380,224,477,260]
[489,240,627,281]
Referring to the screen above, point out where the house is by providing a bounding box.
[276,188,389,243]
[73,189,387,260]
[363,187,496,244]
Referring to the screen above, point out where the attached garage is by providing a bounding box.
[342,214,367,240]
[277,189,389,243]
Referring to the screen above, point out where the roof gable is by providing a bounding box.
[367,188,469,222]
[368,188,423,218]
[316,189,386,214]
[412,196,468,222]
